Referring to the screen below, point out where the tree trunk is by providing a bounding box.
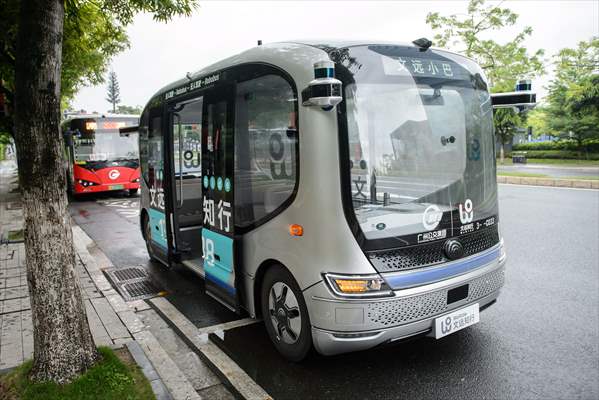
[499,143,505,164]
[14,0,99,384]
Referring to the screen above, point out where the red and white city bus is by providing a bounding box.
[62,114,140,196]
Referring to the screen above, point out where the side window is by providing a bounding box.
[139,111,149,182]
[173,98,203,178]
[147,113,165,210]
[234,74,298,227]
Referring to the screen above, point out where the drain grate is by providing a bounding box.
[104,266,160,301]
[112,268,147,282]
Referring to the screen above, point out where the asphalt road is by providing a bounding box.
[68,184,599,400]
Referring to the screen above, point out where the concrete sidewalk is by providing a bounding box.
[0,159,234,400]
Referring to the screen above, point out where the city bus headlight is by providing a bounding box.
[324,273,393,298]
[77,179,99,187]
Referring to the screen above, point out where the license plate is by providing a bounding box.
[434,303,479,339]
[109,184,124,190]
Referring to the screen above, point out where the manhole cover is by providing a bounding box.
[104,266,160,301]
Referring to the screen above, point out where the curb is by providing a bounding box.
[149,297,271,400]
[497,175,599,189]
[72,224,199,400]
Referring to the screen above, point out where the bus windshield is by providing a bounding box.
[69,117,139,163]
[338,45,498,245]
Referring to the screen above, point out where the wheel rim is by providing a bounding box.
[268,282,302,345]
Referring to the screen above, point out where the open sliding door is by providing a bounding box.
[201,85,241,312]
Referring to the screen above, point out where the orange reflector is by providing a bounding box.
[334,279,369,293]
[289,224,303,236]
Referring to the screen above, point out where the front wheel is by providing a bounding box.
[128,188,139,197]
[261,266,312,361]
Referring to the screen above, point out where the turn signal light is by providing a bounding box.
[334,279,370,293]
[289,224,303,236]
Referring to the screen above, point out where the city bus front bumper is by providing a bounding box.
[305,256,505,356]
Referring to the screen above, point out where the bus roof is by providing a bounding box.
[149,40,477,104]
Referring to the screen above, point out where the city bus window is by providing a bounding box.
[148,115,164,194]
[234,74,298,227]
[172,97,203,226]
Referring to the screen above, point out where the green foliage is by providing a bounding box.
[493,107,523,144]
[115,104,143,115]
[0,0,199,131]
[0,347,155,400]
[513,139,599,153]
[106,70,121,112]
[426,0,545,155]
[426,0,545,89]
[545,38,599,146]
[526,107,553,137]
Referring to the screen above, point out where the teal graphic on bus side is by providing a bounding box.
[201,228,235,296]
[148,208,167,249]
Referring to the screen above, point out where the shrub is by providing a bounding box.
[513,139,599,153]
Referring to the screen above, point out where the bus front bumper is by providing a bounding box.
[306,259,505,356]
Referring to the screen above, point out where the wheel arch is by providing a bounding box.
[252,258,293,319]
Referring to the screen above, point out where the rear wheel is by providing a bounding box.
[142,212,157,261]
[261,266,312,361]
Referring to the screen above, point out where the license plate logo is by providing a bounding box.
[435,303,479,339]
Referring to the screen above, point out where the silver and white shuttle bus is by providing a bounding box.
[137,40,535,361]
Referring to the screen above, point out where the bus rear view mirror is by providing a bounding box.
[491,91,536,110]
[491,79,536,111]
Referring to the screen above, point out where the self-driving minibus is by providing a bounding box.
[137,40,535,361]
[63,114,141,196]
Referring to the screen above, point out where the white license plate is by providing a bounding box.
[434,303,479,339]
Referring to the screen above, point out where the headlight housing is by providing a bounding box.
[324,273,393,298]
[77,179,99,187]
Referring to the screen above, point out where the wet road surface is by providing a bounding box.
[69,185,599,399]
[68,191,239,328]
[213,184,599,400]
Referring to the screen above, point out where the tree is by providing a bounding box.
[545,38,599,154]
[427,0,545,161]
[106,70,120,112]
[493,108,524,161]
[8,0,198,384]
[115,104,142,115]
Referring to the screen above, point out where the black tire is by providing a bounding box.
[128,188,139,197]
[142,212,158,262]
[261,265,312,361]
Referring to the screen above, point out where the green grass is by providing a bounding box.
[7,229,24,242]
[497,171,549,178]
[0,347,155,400]
[0,143,5,161]
[498,158,599,166]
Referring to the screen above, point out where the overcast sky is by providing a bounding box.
[72,0,598,113]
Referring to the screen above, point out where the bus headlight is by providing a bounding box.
[324,273,393,298]
[77,179,99,187]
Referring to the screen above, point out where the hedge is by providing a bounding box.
[507,149,599,160]
[513,139,599,153]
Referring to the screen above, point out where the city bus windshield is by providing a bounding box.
[69,118,139,163]
[338,45,498,246]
